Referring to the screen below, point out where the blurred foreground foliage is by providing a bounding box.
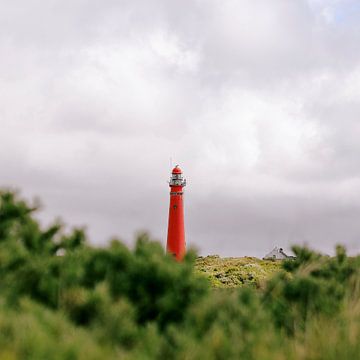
[1,190,360,359]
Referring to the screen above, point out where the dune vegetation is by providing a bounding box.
[1,189,360,359]
[195,255,282,288]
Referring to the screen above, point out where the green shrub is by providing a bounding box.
[1,189,360,359]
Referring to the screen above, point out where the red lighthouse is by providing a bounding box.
[166,165,186,261]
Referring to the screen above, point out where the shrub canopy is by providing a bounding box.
[0,189,359,359]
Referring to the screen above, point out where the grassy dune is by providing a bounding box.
[195,255,282,288]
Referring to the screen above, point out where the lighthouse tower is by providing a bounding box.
[167,165,186,261]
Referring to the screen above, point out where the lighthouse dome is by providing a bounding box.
[172,165,182,174]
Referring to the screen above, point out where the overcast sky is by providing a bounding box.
[1,0,360,257]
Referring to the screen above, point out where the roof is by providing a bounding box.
[263,247,289,260]
[172,165,182,174]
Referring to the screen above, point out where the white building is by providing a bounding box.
[263,247,290,260]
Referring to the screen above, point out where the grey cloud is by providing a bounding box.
[1,0,360,257]
[188,193,360,257]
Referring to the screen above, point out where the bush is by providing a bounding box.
[1,189,360,359]
[264,245,359,334]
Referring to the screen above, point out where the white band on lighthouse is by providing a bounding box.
[169,171,186,187]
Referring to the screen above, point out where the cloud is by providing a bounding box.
[1,0,360,256]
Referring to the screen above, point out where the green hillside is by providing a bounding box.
[195,255,282,288]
